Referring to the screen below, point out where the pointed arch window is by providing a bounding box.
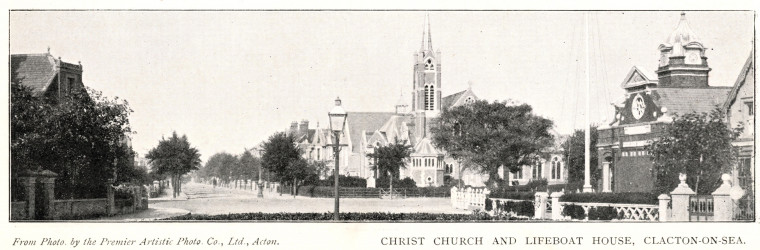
[424,84,435,111]
[532,159,543,179]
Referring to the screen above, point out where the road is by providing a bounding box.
[100,182,466,221]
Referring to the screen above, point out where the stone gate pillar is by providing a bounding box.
[670,173,695,222]
[658,194,671,222]
[711,174,733,221]
[106,179,115,216]
[18,175,36,220]
[534,192,549,219]
[37,170,58,220]
[551,192,564,220]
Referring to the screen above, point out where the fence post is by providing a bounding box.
[669,173,695,222]
[658,194,671,222]
[534,192,548,219]
[483,188,490,211]
[711,174,733,221]
[450,187,458,208]
[551,192,563,220]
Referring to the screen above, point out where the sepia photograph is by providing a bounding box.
[7,10,755,224]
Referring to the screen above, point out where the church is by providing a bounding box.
[289,15,569,188]
[596,13,745,192]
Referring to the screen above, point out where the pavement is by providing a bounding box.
[98,182,466,221]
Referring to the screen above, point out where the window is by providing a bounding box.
[746,101,754,116]
[67,77,76,94]
[551,157,562,180]
[464,96,475,104]
[532,159,543,179]
[424,84,435,110]
[515,167,524,179]
[425,58,435,71]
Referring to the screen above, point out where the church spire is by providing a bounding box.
[421,13,433,52]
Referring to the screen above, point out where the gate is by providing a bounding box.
[733,162,754,221]
[689,195,713,221]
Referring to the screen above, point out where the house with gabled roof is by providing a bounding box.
[597,13,737,192]
[11,50,85,101]
[723,52,754,196]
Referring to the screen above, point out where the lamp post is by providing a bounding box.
[328,96,347,221]
[257,148,265,198]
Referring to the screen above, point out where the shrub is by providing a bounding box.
[376,177,417,189]
[485,198,493,211]
[488,191,535,200]
[587,206,624,220]
[526,178,548,191]
[164,212,530,221]
[315,175,367,188]
[560,192,658,205]
[494,200,534,217]
[562,204,586,220]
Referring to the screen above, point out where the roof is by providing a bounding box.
[412,137,442,156]
[11,54,58,96]
[442,90,466,109]
[621,66,658,89]
[346,112,396,153]
[663,13,702,49]
[377,115,412,143]
[723,53,754,110]
[654,87,732,116]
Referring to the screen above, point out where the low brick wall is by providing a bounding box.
[11,201,27,220]
[54,199,108,219]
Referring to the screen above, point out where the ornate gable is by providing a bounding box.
[620,66,658,90]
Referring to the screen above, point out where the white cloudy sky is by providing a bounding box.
[9,11,753,162]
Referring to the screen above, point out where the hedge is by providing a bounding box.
[485,199,534,217]
[561,205,626,220]
[290,186,450,198]
[163,212,531,221]
[559,192,658,205]
[488,191,535,200]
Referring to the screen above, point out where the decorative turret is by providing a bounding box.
[656,12,711,88]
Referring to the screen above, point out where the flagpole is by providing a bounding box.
[583,12,593,193]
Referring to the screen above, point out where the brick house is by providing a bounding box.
[596,13,737,192]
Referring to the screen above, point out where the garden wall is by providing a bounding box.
[54,199,108,219]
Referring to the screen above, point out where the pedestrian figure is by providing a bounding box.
[212,178,217,189]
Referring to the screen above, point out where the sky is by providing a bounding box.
[9,11,754,162]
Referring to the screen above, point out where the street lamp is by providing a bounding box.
[257,148,265,198]
[328,96,347,221]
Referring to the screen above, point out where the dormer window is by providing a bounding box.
[424,58,435,71]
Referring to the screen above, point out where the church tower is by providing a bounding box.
[656,12,711,88]
[411,14,442,138]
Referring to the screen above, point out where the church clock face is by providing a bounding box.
[631,94,646,120]
[686,51,700,65]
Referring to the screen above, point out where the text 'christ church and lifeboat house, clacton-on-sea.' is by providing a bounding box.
[286,16,569,188]
[596,13,754,192]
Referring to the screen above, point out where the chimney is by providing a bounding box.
[299,120,309,134]
[289,121,298,135]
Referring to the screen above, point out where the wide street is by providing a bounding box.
[100,183,466,221]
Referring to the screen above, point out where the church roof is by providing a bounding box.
[11,54,59,96]
[662,13,703,49]
[442,90,466,109]
[346,112,396,153]
[412,137,442,156]
[377,115,412,143]
[653,87,732,116]
[620,66,658,89]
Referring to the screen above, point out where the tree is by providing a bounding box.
[239,150,261,187]
[202,152,240,187]
[431,100,554,188]
[11,83,134,199]
[562,126,600,191]
[260,132,307,196]
[366,140,413,191]
[146,132,202,198]
[648,108,741,194]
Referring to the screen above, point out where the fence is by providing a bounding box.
[11,170,149,220]
[449,173,753,222]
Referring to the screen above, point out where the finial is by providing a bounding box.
[467,80,473,90]
[335,96,342,106]
[47,46,50,54]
